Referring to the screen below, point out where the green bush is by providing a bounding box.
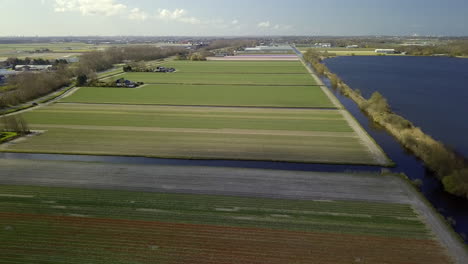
[443,169,468,198]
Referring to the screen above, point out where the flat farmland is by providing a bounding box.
[0,184,451,264]
[60,85,333,107]
[6,104,379,164]
[2,59,390,165]
[105,72,316,85]
[152,60,309,73]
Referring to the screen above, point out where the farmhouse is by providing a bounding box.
[115,78,138,88]
[155,66,176,73]
[375,49,396,54]
[14,65,53,71]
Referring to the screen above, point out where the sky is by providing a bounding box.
[1,0,468,36]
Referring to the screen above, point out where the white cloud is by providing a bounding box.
[273,24,292,30]
[157,8,201,24]
[231,19,239,25]
[128,8,148,21]
[54,0,126,16]
[257,21,271,28]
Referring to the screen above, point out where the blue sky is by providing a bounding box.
[1,0,468,36]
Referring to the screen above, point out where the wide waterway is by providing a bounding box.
[322,55,468,243]
[324,56,468,158]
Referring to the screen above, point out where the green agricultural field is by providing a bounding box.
[0,185,429,238]
[0,185,450,264]
[106,72,316,85]
[153,60,309,73]
[2,59,389,165]
[24,104,350,132]
[6,104,378,164]
[61,84,333,107]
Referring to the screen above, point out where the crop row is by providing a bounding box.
[0,212,450,264]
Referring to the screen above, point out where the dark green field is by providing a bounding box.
[61,84,333,107]
[107,72,316,85]
[150,60,309,73]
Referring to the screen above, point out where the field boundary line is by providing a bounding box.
[28,124,359,138]
[56,102,338,110]
[137,82,321,87]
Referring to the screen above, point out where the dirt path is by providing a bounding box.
[397,177,468,264]
[29,124,358,138]
[295,48,391,166]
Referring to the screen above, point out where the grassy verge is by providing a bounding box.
[0,132,18,143]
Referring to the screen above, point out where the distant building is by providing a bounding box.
[64,57,80,63]
[375,49,396,54]
[346,45,359,49]
[14,65,53,71]
[243,45,293,53]
[313,43,332,48]
[155,66,176,73]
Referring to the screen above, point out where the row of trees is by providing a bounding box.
[397,40,468,56]
[303,48,468,198]
[3,57,68,68]
[1,46,188,108]
[74,45,187,75]
[1,115,29,135]
[0,68,71,108]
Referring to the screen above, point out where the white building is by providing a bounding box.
[313,43,332,48]
[243,45,293,53]
[14,65,53,71]
[346,45,359,49]
[375,49,396,54]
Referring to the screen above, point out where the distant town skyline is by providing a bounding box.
[1,0,468,36]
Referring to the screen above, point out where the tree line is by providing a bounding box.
[303,49,468,199]
[0,45,188,108]
[3,58,68,68]
[397,40,468,56]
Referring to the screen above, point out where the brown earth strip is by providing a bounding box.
[0,212,451,264]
